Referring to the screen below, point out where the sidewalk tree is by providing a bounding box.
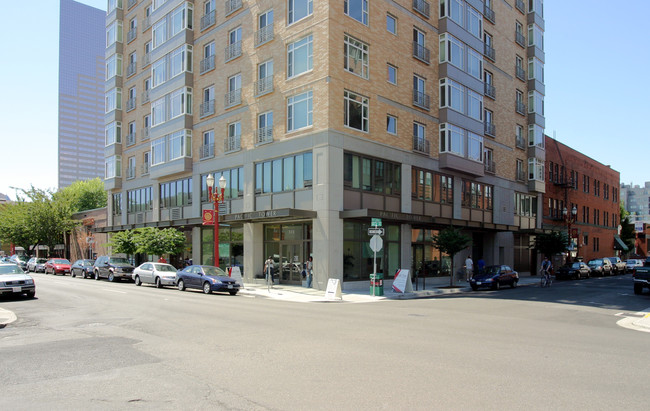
[108,229,139,256]
[55,178,107,212]
[619,202,635,252]
[134,227,186,257]
[0,201,39,255]
[431,226,471,287]
[534,231,569,259]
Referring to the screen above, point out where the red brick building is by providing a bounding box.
[543,136,623,262]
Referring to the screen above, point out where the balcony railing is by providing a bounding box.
[127,61,137,77]
[484,44,495,61]
[485,160,496,174]
[201,10,216,30]
[225,40,242,61]
[412,42,430,64]
[127,166,136,179]
[224,134,241,152]
[126,97,136,112]
[200,55,215,74]
[516,0,526,13]
[516,65,526,81]
[200,143,215,159]
[143,52,151,68]
[256,126,273,144]
[516,101,527,115]
[143,16,151,31]
[141,163,150,176]
[142,126,150,140]
[255,24,274,47]
[200,99,215,117]
[516,168,526,181]
[142,89,150,103]
[412,0,430,18]
[484,122,496,137]
[225,89,241,108]
[516,134,526,149]
[413,90,430,110]
[126,132,136,146]
[484,83,496,99]
[128,0,137,9]
[484,4,495,23]
[413,136,430,154]
[127,27,137,43]
[515,31,526,47]
[225,0,242,16]
[255,75,274,96]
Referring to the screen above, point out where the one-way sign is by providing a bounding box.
[368,227,385,236]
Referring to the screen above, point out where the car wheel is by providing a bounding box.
[229,290,238,296]
[155,277,162,288]
[512,280,517,288]
[471,285,478,291]
[493,281,500,290]
[134,275,142,286]
[203,282,212,294]
[108,272,115,282]
[71,270,76,278]
[26,291,35,299]
[634,283,644,295]
[45,268,49,275]
[177,279,185,291]
[94,270,100,281]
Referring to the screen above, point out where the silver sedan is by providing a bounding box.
[132,262,178,288]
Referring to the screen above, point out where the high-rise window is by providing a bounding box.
[387,64,397,84]
[344,90,369,132]
[287,35,313,78]
[439,33,464,69]
[440,123,464,156]
[344,35,369,79]
[288,0,313,24]
[386,14,397,34]
[287,91,313,132]
[387,115,397,135]
[344,0,368,25]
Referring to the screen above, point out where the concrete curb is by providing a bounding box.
[0,308,17,328]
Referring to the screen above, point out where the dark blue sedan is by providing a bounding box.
[175,265,240,295]
[469,265,519,291]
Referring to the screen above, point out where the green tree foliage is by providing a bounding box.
[55,178,107,212]
[620,216,636,252]
[108,230,139,256]
[0,201,38,254]
[135,227,186,256]
[534,231,569,259]
[431,226,471,287]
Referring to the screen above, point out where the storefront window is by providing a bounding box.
[201,225,243,271]
[411,228,451,277]
[343,221,400,281]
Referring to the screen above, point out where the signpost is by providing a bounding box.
[371,218,382,227]
[367,227,385,236]
[369,234,383,296]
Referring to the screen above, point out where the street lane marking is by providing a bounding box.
[104,289,128,294]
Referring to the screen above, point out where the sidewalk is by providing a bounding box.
[238,273,542,303]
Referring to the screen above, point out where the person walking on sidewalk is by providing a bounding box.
[464,255,474,281]
[306,256,313,288]
[264,256,274,289]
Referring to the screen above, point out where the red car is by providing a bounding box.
[45,258,72,275]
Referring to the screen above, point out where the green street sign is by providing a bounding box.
[371,218,382,227]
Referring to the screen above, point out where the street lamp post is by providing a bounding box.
[206,174,227,268]
[563,205,578,261]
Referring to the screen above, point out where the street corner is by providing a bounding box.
[616,310,650,333]
[0,307,18,328]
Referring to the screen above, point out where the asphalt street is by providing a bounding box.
[1,273,649,410]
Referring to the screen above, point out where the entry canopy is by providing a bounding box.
[613,235,628,251]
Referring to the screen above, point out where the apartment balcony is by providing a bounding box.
[516,0,526,14]
[516,65,526,81]
[225,89,241,108]
[225,40,242,62]
[225,0,242,16]
[256,126,273,144]
[412,0,430,18]
[126,132,136,146]
[484,44,495,61]
[126,166,135,180]
[140,163,150,176]
[224,134,241,153]
[515,31,526,47]
[143,52,151,68]
[484,3,495,24]
[255,75,274,97]
[516,134,526,149]
[141,126,150,140]
[516,168,526,181]
[128,0,137,10]
[200,99,215,118]
[413,90,430,110]
[126,61,137,78]
[127,27,137,44]
[412,42,430,64]
[142,89,150,103]
[143,16,151,32]
[255,24,274,47]
[412,136,430,155]
[201,10,216,31]
[485,159,496,174]
[484,122,496,137]
[516,101,527,115]
[200,143,214,159]
[484,83,496,99]
[200,55,215,74]
[126,97,136,112]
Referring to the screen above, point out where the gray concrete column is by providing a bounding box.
[191,226,201,265]
[243,222,264,282]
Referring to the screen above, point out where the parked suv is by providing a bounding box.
[93,256,135,282]
[604,257,625,275]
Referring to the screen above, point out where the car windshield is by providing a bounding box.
[0,265,25,274]
[483,266,500,275]
[627,260,637,264]
[588,259,602,265]
[154,264,176,272]
[570,263,581,269]
[36,258,48,263]
[203,266,227,276]
[109,258,130,264]
[53,259,70,264]
[83,260,95,266]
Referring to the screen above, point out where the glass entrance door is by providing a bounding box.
[281,243,303,284]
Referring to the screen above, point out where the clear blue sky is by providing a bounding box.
[1,1,648,201]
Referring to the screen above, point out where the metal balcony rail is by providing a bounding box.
[485,122,496,137]
[412,136,430,154]
[516,0,526,13]
[200,55,215,74]
[484,4,495,23]
[516,65,526,81]
[200,143,215,159]
[126,97,136,112]
[225,0,242,16]
[255,24,274,47]
[516,135,526,149]
[127,27,137,43]
[127,166,135,179]
[142,127,150,140]
[127,61,137,77]
[200,99,215,117]
[256,126,273,144]
[516,169,526,181]
[225,40,242,61]
[143,52,151,68]
[413,90,430,110]
[225,89,241,108]
[515,31,526,47]
[141,163,150,175]
[126,132,136,146]
[485,160,496,174]
[142,89,150,103]
[143,16,151,31]
[412,42,430,64]
[516,101,526,115]
[201,10,216,30]
[484,44,495,61]
[224,134,241,152]
[255,75,274,96]
[484,83,496,99]
[412,0,430,18]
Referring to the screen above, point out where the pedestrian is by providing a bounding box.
[158,256,167,264]
[464,255,474,281]
[306,256,313,288]
[477,257,485,275]
[264,256,274,287]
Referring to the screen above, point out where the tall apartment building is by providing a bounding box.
[621,182,650,226]
[58,0,106,188]
[101,0,546,289]
[543,136,623,262]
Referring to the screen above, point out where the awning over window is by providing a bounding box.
[614,235,628,251]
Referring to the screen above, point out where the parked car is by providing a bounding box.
[0,262,35,298]
[26,257,48,273]
[633,257,650,295]
[44,258,72,275]
[604,257,625,275]
[93,256,135,282]
[556,262,591,280]
[176,265,240,295]
[626,259,643,273]
[9,255,29,270]
[133,262,178,288]
[469,265,519,291]
[587,258,612,277]
[71,259,96,278]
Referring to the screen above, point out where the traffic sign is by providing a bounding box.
[371,218,382,227]
[368,227,385,236]
[369,235,383,252]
